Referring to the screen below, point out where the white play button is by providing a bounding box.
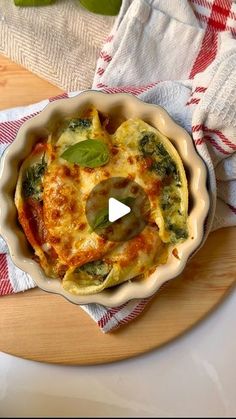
[108,197,131,223]
[86,177,151,241]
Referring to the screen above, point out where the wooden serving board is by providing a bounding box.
[0,55,235,365]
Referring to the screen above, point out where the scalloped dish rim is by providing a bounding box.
[0,91,210,307]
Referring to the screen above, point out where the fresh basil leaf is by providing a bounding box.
[61,139,110,168]
[14,0,55,6]
[79,0,122,16]
[92,207,111,230]
[91,196,135,231]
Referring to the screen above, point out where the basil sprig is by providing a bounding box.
[61,139,110,168]
[14,0,55,5]
[79,0,122,15]
[14,0,122,14]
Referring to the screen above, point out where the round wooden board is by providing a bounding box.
[0,228,235,365]
[0,55,235,365]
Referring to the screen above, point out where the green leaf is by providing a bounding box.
[61,139,110,168]
[79,0,122,16]
[91,196,135,231]
[14,0,55,5]
[92,207,111,230]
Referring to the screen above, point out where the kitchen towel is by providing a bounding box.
[0,0,236,332]
[0,0,114,91]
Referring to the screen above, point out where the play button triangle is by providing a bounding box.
[108,197,131,223]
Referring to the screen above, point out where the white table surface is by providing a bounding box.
[0,288,235,418]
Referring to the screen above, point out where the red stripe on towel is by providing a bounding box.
[0,254,13,296]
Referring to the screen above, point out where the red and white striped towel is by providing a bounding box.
[1,0,236,333]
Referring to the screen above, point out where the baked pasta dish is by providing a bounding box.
[15,106,188,295]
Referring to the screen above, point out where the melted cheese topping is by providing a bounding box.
[15,106,188,295]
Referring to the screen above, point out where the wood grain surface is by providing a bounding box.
[0,54,62,110]
[0,55,235,365]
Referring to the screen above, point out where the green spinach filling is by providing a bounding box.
[68,118,92,131]
[167,223,188,240]
[75,260,111,283]
[139,132,188,243]
[140,133,180,183]
[22,156,47,201]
